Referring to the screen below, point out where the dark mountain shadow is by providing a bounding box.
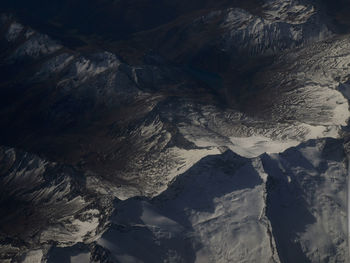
[101,150,263,262]
[99,198,197,263]
[321,138,345,162]
[0,0,263,47]
[47,243,90,263]
[152,150,262,225]
[260,138,345,263]
[318,0,350,34]
[262,153,314,263]
[0,146,88,242]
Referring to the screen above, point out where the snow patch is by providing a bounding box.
[70,210,100,243]
[22,250,43,263]
[229,135,300,158]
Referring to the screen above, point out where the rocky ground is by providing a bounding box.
[0,0,349,262]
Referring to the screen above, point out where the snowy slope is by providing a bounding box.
[221,0,331,55]
[0,147,113,262]
[87,138,346,263]
[262,139,348,262]
[41,139,347,262]
[0,0,350,261]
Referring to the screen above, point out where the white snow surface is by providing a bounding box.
[228,135,300,158]
[0,10,349,262]
[263,139,348,262]
[167,34,350,159]
[22,250,43,263]
[39,208,100,245]
[96,138,347,262]
[98,153,279,263]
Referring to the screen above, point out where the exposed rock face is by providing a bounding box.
[0,146,114,262]
[220,0,331,55]
[0,0,350,262]
[36,138,347,263]
[264,139,348,263]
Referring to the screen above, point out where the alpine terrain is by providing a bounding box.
[0,0,350,262]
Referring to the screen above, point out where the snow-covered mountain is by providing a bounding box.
[0,0,350,262]
[13,138,348,263]
[94,138,347,263]
[0,145,116,261]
